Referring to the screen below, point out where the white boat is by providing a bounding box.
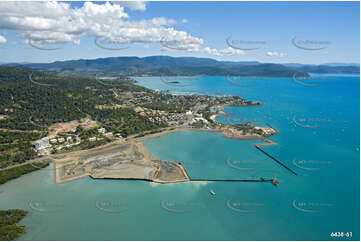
[210,190,216,195]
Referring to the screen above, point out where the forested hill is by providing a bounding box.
[0,66,159,136]
[8,56,311,77]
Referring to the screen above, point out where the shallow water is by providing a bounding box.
[0,74,359,240]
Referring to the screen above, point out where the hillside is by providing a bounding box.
[9,56,311,77]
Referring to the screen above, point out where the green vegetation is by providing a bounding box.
[0,66,153,132]
[12,56,317,77]
[0,162,49,185]
[0,131,45,168]
[0,66,166,167]
[0,162,49,240]
[0,209,28,241]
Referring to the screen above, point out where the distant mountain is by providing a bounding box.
[7,56,359,78]
[323,63,359,67]
[283,63,360,74]
[0,61,32,66]
[9,56,308,77]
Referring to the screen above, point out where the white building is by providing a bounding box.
[89,137,96,142]
[98,128,106,134]
[50,138,57,144]
[34,137,51,152]
[58,137,65,143]
[67,136,73,142]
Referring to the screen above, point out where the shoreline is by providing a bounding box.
[52,124,277,184]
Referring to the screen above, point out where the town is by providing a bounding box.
[33,88,274,157]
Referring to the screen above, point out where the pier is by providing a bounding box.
[254,145,297,176]
[191,178,279,186]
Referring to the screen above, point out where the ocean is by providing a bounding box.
[0,74,359,240]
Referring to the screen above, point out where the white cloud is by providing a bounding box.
[0,1,244,57]
[113,1,146,11]
[267,51,286,57]
[0,35,6,44]
[203,47,244,56]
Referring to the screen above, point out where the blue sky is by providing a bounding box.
[0,1,359,64]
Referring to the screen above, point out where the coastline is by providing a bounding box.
[52,123,277,184]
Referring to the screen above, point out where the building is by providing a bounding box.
[34,137,52,154]
[67,136,73,142]
[98,128,106,134]
[89,137,96,142]
[134,106,144,113]
[58,137,65,143]
[105,132,113,138]
[50,138,57,144]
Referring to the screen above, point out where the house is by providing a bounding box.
[50,138,57,144]
[134,106,144,113]
[105,132,113,138]
[58,137,65,143]
[98,128,106,134]
[89,137,96,142]
[34,137,51,150]
[67,136,73,142]
[34,137,52,155]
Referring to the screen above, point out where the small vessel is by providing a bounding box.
[210,190,216,196]
[271,178,279,187]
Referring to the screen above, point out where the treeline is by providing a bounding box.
[0,66,158,132]
[0,162,49,185]
[94,108,166,137]
[0,131,44,168]
[0,209,28,241]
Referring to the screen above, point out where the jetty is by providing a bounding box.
[191,178,279,186]
[254,145,297,176]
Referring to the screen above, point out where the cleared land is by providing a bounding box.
[51,140,189,184]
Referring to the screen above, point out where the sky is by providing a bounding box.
[0,1,359,65]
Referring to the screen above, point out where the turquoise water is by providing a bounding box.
[0,75,359,240]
